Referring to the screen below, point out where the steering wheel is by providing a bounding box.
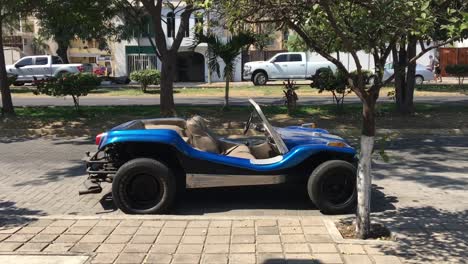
[243,112,254,135]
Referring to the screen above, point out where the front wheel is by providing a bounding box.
[253,72,268,86]
[415,75,424,85]
[307,160,357,214]
[112,158,176,214]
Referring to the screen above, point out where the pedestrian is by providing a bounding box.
[434,56,442,82]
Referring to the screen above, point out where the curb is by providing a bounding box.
[2,214,324,221]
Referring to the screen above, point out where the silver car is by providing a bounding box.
[369,63,435,85]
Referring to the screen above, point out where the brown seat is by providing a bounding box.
[186,116,255,159]
[145,124,185,137]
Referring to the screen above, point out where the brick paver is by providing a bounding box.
[0,218,413,263]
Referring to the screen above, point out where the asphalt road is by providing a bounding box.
[10,95,468,106]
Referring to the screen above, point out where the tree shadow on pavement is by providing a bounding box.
[374,207,468,263]
[13,161,86,187]
[0,200,45,229]
[170,183,396,216]
[374,136,468,190]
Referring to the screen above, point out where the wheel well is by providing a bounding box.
[415,74,424,79]
[107,142,186,187]
[251,69,268,81]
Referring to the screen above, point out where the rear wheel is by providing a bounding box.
[112,158,176,214]
[307,160,357,214]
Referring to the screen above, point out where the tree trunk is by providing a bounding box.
[159,52,176,117]
[56,41,69,64]
[394,37,417,115]
[356,99,376,239]
[224,78,230,108]
[0,24,15,117]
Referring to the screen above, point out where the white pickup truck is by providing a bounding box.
[6,55,92,85]
[243,52,336,85]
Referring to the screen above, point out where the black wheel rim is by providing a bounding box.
[320,169,355,206]
[125,173,163,210]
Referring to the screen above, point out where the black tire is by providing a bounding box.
[112,158,176,214]
[253,72,268,86]
[56,71,69,78]
[415,75,424,85]
[307,160,357,214]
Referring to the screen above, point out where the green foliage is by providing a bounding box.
[130,69,161,92]
[192,31,255,107]
[7,75,17,86]
[34,73,101,110]
[285,33,310,52]
[36,0,117,62]
[283,79,299,115]
[446,64,468,86]
[311,67,351,110]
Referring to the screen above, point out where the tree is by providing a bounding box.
[392,1,468,114]
[193,32,255,108]
[36,0,117,63]
[127,0,209,117]
[221,0,426,238]
[31,36,49,55]
[114,0,158,69]
[0,0,40,117]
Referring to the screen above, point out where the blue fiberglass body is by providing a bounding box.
[99,123,356,173]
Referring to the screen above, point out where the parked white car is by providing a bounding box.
[6,55,93,85]
[369,63,435,85]
[243,52,336,85]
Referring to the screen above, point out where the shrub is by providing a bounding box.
[445,64,468,86]
[311,67,351,109]
[7,74,17,86]
[282,79,299,115]
[130,69,161,92]
[34,73,101,110]
[350,69,373,85]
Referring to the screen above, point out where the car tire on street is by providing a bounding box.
[253,72,268,86]
[415,75,424,85]
[112,158,176,214]
[307,160,357,214]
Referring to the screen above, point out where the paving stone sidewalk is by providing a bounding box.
[0,216,407,264]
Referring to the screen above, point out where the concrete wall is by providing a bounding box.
[3,47,22,65]
[111,8,243,82]
[304,44,435,73]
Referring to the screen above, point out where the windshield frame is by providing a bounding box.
[248,99,289,154]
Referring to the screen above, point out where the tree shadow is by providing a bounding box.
[373,207,468,263]
[373,136,468,190]
[0,200,45,229]
[12,161,85,187]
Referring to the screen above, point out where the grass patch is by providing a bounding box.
[416,84,468,93]
[3,103,467,137]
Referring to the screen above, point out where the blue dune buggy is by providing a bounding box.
[83,99,357,214]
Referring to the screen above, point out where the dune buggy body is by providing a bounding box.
[83,100,357,214]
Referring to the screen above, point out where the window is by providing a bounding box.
[52,56,63,65]
[167,12,175,38]
[15,58,33,67]
[184,20,190,37]
[273,55,288,62]
[289,54,302,62]
[385,63,393,70]
[35,57,48,65]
